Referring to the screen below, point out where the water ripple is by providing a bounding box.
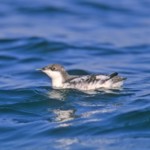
[0,0,150,149]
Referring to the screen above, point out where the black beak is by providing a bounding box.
[36,67,46,71]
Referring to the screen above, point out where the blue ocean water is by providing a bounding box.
[0,0,150,149]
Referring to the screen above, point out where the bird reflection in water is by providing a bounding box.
[47,89,68,100]
[46,89,78,123]
[54,109,76,122]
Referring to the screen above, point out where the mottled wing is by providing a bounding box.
[64,75,110,89]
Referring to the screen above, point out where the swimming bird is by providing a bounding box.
[38,64,126,91]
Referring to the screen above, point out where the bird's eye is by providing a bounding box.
[51,67,56,71]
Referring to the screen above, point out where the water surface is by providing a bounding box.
[0,0,150,150]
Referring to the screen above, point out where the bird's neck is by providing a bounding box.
[51,76,64,88]
[51,71,69,88]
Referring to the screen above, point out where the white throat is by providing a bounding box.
[52,76,64,88]
[44,70,64,88]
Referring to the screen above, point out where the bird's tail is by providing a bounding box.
[109,72,118,79]
[109,72,127,83]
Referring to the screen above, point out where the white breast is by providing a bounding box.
[43,70,64,88]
